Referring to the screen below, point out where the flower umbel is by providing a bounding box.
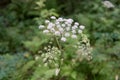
[39,16,85,42]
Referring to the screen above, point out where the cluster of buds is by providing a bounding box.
[40,46,62,67]
[39,46,62,76]
[39,16,85,42]
[75,34,92,61]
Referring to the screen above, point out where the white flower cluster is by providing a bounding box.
[39,16,85,42]
[102,1,115,8]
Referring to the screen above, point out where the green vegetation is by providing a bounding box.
[0,0,120,80]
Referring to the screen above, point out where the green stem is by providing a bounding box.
[54,36,62,51]
[54,36,63,59]
[54,36,63,79]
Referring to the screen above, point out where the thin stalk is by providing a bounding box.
[54,36,63,80]
[54,36,62,51]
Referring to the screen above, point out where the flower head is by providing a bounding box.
[102,1,115,8]
[45,20,50,23]
[51,16,56,19]
[61,37,66,42]
[39,25,45,29]
[79,25,85,30]
[43,30,49,33]
[55,31,61,36]
[39,16,85,42]
[71,35,77,39]
[64,33,70,37]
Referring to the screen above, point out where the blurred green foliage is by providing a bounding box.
[0,0,120,80]
[0,53,31,80]
[0,0,58,54]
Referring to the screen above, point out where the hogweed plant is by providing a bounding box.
[32,16,92,80]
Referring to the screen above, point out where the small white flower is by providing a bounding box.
[78,30,82,33]
[63,19,67,21]
[54,31,61,36]
[61,37,66,42]
[66,27,70,31]
[50,28,55,32]
[72,25,77,30]
[55,68,60,76]
[48,22,54,27]
[102,1,115,8]
[72,30,76,34]
[43,58,47,62]
[47,25,53,29]
[45,20,50,23]
[56,24,61,28]
[39,25,44,29]
[67,19,73,23]
[61,24,66,27]
[55,21,60,25]
[41,54,44,57]
[51,16,56,19]
[65,22,71,27]
[59,28,64,32]
[44,47,48,50]
[65,21,68,25]
[74,22,79,25]
[79,25,85,29]
[43,30,49,33]
[49,55,53,59]
[58,17,63,22]
[64,33,70,37]
[35,56,39,60]
[67,24,71,27]
[71,35,77,39]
